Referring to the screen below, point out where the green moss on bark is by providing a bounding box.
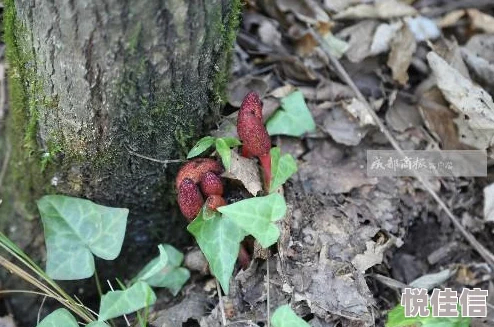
[1,0,56,220]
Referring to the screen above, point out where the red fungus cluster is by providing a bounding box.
[176,158,225,221]
[176,91,272,221]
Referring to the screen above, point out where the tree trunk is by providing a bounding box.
[0,0,239,321]
[1,0,239,237]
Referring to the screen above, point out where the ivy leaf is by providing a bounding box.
[269,147,298,193]
[217,193,286,248]
[221,137,242,148]
[187,210,247,294]
[266,91,316,136]
[135,244,169,281]
[386,304,470,327]
[86,322,110,327]
[144,267,190,296]
[271,305,310,327]
[37,308,78,327]
[187,136,215,159]
[37,195,128,280]
[134,244,190,296]
[98,281,156,321]
[216,138,232,171]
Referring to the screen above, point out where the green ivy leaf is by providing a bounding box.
[37,195,128,280]
[386,304,470,327]
[271,305,310,327]
[221,137,242,148]
[134,244,190,296]
[269,147,298,193]
[145,267,190,296]
[266,91,316,136]
[98,281,157,321]
[216,138,232,171]
[37,309,78,327]
[217,193,286,248]
[187,210,247,294]
[86,322,110,327]
[187,136,215,159]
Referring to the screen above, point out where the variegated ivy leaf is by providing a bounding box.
[37,195,128,280]
[217,193,286,248]
[98,281,156,321]
[187,210,247,293]
[269,147,298,193]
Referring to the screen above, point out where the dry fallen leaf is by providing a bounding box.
[269,84,296,98]
[222,150,262,196]
[385,96,422,132]
[375,0,417,18]
[334,0,416,20]
[483,183,494,222]
[299,80,354,101]
[427,51,494,130]
[387,24,416,85]
[434,38,470,79]
[405,16,441,42]
[0,316,16,327]
[427,51,494,149]
[337,20,379,63]
[370,21,403,55]
[352,238,394,273]
[275,55,318,81]
[467,9,494,34]
[465,34,494,62]
[323,106,372,146]
[323,0,360,13]
[462,47,494,95]
[258,20,283,50]
[227,76,269,107]
[437,9,466,28]
[276,0,330,26]
[418,88,465,150]
[342,98,376,126]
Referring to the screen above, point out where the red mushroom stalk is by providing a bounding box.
[237,92,272,190]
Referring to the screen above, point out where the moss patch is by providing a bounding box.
[212,0,242,105]
[1,0,55,219]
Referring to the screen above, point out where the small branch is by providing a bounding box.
[37,295,47,324]
[126,147,184,166]
[311,28,494,268]
[266,255,271,327]
[107,280,130,327]
[216,278,227,326]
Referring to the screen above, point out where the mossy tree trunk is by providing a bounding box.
[2,0,239,229]
[0,0,239,314]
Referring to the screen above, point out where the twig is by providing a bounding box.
[107,280,130,327]
[37,295,47,324]
[266,255,271,327]
[310,28,494,268]
[126,147,183,166]
[216,278,227,326]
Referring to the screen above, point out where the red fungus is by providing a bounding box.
[177,178,204,221]
[200,171,224,196]
[205,195,227,211]
[176,158,223,188]
[237,92,272,189]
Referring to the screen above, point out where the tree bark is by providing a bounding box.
[1,0,240,236]
[0,0,240,321]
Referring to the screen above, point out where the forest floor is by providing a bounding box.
[150,1,494,326]
[3,0,494,327]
